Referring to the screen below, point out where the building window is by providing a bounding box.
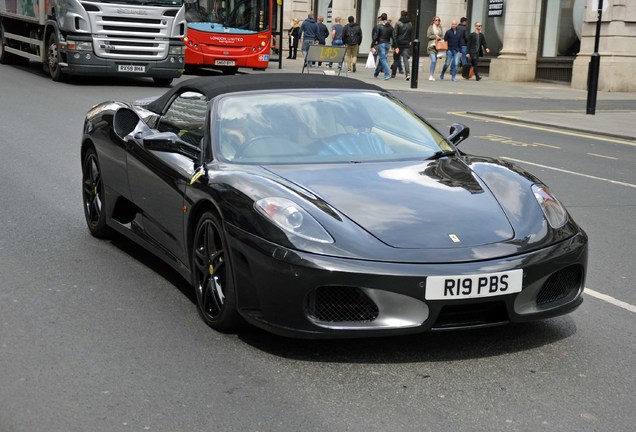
[541,0,582,57]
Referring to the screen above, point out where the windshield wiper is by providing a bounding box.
[426,150,455,160]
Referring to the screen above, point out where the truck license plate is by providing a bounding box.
[425,269,523,300]
[118,65,146,73]
[214,60,236,66]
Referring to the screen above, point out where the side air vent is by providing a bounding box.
[536,265,583,305]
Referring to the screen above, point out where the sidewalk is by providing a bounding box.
[263,57,636,142]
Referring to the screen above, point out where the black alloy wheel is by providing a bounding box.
[192,212,240,331]
[82,148,112,239]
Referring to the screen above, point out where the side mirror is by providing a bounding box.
[447,123,470,147]
[113,107,154,142]
[113,107,142,139]
[143,132,201,159]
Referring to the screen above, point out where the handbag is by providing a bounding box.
[435,40,448,51]
[365,51,376,69]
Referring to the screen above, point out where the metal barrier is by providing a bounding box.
[302,45,347,76]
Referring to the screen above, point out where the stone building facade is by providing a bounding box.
[280,0,635,92]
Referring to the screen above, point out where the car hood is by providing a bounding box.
[265,158,515,249]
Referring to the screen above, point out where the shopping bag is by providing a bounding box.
[365,51,376,69]
[435,40,448,51]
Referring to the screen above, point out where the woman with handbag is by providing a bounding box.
[426,16,444,81]
[287,18,300,59]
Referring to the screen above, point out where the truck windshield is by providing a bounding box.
[185,0,270,34]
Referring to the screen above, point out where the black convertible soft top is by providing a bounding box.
[145,73,384,114]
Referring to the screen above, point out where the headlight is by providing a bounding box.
[169,45,185,55]
[67,41,93,51]
[254,197,334,244]
[532,184,568,228]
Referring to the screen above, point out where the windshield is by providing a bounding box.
[213,91,451,164]
[185,0,270,34]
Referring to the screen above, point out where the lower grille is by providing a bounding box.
[433,301,508,329]
[536,265,582,305]
[308,286,379,323]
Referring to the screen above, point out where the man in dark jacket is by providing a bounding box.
[467,21,490,81]
[391,10,413,80]
[371,13,395,80]
[300,13,319,65]
[440,19,462,81]
[342,16,363,72]
[316,15,330,66]
[457,17,469,66]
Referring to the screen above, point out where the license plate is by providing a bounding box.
[118,65,146,73]
[425,269,523,300]
[215,60,236,66]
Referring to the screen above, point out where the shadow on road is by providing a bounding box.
[236,318,577,363]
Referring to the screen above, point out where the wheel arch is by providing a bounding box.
[80,137,95,165]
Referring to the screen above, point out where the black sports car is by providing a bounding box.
[81,74,587,338]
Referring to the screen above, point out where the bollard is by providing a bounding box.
[411,39,420,89]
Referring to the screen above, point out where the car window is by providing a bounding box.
[213,90,450,164]
[158,91,208,146]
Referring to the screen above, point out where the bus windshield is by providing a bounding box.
[185,0,270,34]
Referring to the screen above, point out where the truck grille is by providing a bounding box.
[87,5,177,59]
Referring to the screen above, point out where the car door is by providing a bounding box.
[126,91,208,267]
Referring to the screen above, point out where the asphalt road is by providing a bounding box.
[1,63,635,432]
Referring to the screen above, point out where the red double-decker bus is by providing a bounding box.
[183,0,273,74]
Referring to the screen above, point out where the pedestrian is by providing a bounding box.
[371,13,395,80]
[440,20,461,81]
[467,21,490,81]
[300,13,319,67]
[391,10,413,81]
[342,15,362,72]
[371,15,382,64]
[328,16,344,68]
[316,15,329,66]
[458,17,469,66]
[427,16,444,81]
[287,18,300,59]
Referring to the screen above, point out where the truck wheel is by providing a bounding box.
[47,33,66,82]
[153,77,173,86]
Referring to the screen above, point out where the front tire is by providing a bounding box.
[47,33,66,82]
[192,211,241,331]
[82,147,113,239]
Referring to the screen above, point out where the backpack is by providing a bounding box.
[344,24,361,45]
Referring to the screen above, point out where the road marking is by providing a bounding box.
[449,111,636,146]
[587,153,618,160]
[501,157,636,189]
[586,288,636,313]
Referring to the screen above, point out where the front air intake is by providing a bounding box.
[307,286,379,323]
[536,265,583,305]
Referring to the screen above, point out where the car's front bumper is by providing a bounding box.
[226,225,587,339]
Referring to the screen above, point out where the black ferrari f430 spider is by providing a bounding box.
[81,74,587,338]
